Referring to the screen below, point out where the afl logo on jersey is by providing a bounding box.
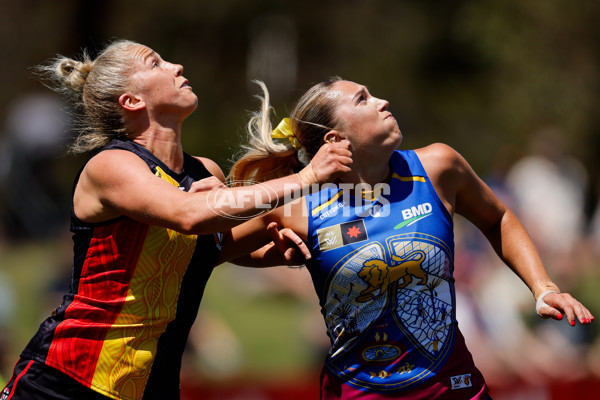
[317,220,368,252]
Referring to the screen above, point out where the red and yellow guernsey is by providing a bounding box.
[20,139,222,400]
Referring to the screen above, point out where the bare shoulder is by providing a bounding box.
[414,143,462,167]
[414,143,469,180]
[413,143,473,215]
[75,149,153,222]
[83,149,151,187]
[194,156,226,182]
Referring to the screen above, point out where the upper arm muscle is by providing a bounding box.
[74,150,190,227]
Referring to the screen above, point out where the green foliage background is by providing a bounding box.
[1,0,599,177]
[1,0,600,391]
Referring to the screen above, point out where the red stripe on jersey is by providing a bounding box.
[46,219,149,384]
[5,360,34,400]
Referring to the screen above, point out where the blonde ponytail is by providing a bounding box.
[230,77,343,185]
[35,40,140,153]
[228,81,302,184]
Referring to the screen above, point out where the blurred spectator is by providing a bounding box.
[588,177,600,256]
[0,92,70,240]
[505,126,587,283]
[454,140,595,395]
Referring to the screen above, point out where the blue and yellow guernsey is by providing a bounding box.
[305,150,489,398]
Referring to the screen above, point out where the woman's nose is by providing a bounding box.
[172,63,183,76]
[378,98,389,111]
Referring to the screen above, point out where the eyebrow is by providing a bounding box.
[144,51,159,62]
[352,86,369,102]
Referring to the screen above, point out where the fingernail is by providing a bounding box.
[556,313,563,320]
[570,320,575,326]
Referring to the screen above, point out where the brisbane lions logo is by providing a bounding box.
[356,250,428,302]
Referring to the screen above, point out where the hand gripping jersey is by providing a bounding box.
[20,139,222,400]
[306,150,490,399]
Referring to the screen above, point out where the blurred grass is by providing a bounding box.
[0,240,70,387]
[1,241,67,346]
[196,263,326,378]
[0,240,327,385]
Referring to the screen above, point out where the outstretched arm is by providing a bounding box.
[74,141,351,235]
[417,143,594,326]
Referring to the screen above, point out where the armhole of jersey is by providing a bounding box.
[304,194,316,252]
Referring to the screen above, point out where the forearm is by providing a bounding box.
[230,243,291,268]
[217,218,271,264]
[484,209,559,299]
[184,174,307,234]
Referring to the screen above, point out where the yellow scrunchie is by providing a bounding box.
[271,118,302,150]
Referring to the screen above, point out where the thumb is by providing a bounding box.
[537,306,563,321]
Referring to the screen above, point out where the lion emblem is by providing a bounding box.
[356,250,428,302]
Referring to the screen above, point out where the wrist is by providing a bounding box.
[532,281,560,301]
[296,163,319,187]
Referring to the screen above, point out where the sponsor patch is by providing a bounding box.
[450,373,472,390]
[317,220,368,252]
[394,202,433,229]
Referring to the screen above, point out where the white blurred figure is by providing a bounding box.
[505,126,587,280]
[0,93,69,239]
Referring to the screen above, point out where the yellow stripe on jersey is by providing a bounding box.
[392,173,426,182]
[91,166,198,399]
[311,191,344,217]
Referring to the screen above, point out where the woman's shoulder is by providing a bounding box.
[413,142,459,159]
[413,143,466,170]
[412,143,471,184]
[81,147,157,190]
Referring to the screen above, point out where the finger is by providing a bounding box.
[280,228,311,260]
[267,222,282,240]
[337,155,354,165]
[538,306,563,321]
[282,247,296,261]
[563,307,577,326]
[266,221,280,236]
[332,147,353,158]
[578,304,594,324]
[190,177,225,192]
[266,222,287,250]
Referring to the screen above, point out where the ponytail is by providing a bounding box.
[230,77,343,184]
[228,81,303,184]
[35,39,140,153]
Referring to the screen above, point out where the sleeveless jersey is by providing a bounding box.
[20,139,222,400]
[305,150,489,399]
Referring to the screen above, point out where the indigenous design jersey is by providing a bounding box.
[306,150,486,397]
[20,139,222,400]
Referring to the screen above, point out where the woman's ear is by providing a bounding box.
[323,131,342,143]
[119,93,145,111]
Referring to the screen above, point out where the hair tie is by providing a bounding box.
[271,118,302,150]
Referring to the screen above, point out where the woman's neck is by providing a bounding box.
[339,156,392,198]
[343,148,393,184]
[132,124,184,172]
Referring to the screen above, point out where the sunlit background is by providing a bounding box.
[1,1,600,399]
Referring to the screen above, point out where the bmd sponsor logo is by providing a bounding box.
[394,202,433,229]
